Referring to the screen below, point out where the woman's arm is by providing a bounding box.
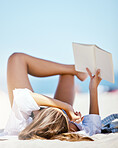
[30,92,70,111]
[89,87,99,115]
[86,68,102,115]
[30,92,83,123]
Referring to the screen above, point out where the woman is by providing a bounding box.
[4,52,102,141]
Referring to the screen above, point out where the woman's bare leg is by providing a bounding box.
[7,52,87,107]
[54,75,75,106]
[7,53,76,106]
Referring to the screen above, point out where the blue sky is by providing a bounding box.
[0,0,118,92]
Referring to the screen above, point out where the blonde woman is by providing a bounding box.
[4,52,102,141]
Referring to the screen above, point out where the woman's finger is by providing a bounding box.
[74,118,81,124]
[75,111,80,116]
[86,68,92,78]
[78,112,82,118]
[99,77,102,81]
[74,116,84,124]
[81,116,84,122]
[96,69,102,81]
[96,69,100,76]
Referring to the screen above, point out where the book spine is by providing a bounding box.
[111,54,115,83]
[94,45,96,74]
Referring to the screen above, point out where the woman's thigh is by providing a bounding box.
[7,53,33,106]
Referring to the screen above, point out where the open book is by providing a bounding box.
[72,42,114,83]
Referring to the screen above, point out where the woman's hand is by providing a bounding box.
[86,68,102,90]
[65,104,84,124]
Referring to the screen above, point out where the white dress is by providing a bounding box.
[3,88,101,136]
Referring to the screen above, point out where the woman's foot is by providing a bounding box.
[75,71,88,81]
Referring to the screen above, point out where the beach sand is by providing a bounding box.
[0,90,11,129]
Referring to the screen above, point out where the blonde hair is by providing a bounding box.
[18,107,93,142]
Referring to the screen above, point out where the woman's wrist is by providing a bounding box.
[89,86,97,92]
[63,103,72,114]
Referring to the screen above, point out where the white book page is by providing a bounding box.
[72,43,96,74]
[95,46,114,83]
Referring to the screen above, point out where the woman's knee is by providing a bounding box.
[8,52,26,65]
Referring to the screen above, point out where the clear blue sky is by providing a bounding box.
[0,0,118,92]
